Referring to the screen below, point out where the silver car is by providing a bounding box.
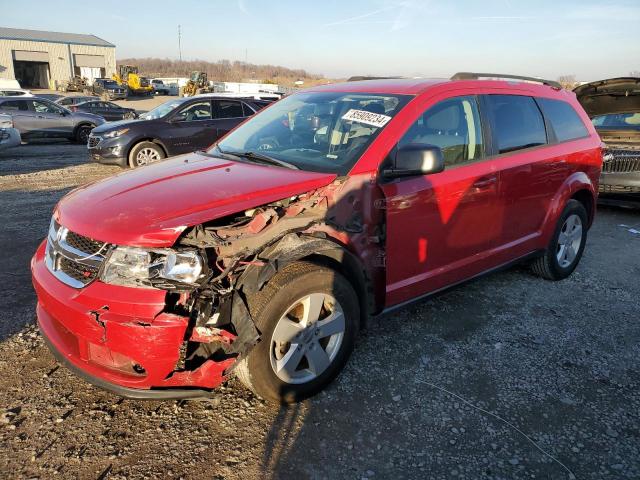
[0,113,21,151]
[0,96,105,143]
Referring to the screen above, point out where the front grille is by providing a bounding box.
[45,220,108,288]
[0,130,8,140]
[59,256,99,283]
[88,136,100,148]
[603,149,640,173]
[65,230,105,255]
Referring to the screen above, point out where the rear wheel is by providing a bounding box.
[74,124,94,144]
[235,262,359,403]
[128,141,165,168]
[531,199,588,280]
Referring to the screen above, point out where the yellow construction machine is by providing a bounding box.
[181,71,213,97]
[113,65,153,96]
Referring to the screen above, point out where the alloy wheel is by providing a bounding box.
[556,214,583,268]
[136,147,161,166]
[270,293,345,384]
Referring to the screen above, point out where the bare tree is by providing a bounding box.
[117,57,331,87]
[557,75,579,90]
[630,70,640,77]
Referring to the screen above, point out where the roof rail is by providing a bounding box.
[450,72,561,89]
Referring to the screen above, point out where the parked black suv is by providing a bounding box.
[88,95,270,167]
[85,79,127,101]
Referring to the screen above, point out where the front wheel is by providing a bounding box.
[235,262,359,403]
[128,141,165,168]
[531,199,588,280]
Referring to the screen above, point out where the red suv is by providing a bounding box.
[32,73,603,403]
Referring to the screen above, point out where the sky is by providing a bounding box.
[2,0,639,81]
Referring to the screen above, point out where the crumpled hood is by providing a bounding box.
[54,152,336,247]
[574,77,640,117]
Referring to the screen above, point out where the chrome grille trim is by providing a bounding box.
[45,220,109,288]
[603,149,640,173]
[87,135,101,148]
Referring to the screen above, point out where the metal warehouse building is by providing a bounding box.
[0,27,115,89]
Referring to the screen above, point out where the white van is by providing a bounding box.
[0,79,33,97]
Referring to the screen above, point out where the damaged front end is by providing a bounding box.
[33,176,384,398]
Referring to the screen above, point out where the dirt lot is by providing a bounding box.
[1,142,639,480]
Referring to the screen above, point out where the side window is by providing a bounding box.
[31,100,63,115]
[215,100,244,119]
[0,100,28,111]
[398,95,484,167]
[537,98,589,142]
[242,102,255,117]
[485,95,546,154]
[173,101,212,122]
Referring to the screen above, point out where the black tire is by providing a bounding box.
[235,262,359,403]
[128,141,165,168]
[74,124,94,144]
[531,199,588,280]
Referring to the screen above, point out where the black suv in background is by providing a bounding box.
[86,79,127,101]
[88,95,270,167]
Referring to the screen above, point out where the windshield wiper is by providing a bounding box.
[217,148,299,170]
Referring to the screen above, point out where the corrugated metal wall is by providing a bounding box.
[0,39,116,89]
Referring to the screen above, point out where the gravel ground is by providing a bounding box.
[0,143,639,479]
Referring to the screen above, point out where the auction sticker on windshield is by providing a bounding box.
[342,109,392,128]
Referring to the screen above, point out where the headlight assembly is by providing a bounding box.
[100,246,203,289]
[103,128,130,139]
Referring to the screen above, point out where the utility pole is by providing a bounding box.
[178,25,182,62]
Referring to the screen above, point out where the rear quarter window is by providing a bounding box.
[485,95,547,154]
[0,100,28,111]
[537,98,589,142]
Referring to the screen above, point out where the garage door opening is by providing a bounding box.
[13,60,50,88]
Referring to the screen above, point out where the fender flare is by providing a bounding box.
[236,233,374,327]
[541,171,597,242]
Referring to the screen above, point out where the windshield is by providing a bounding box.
[592,112,640,129]
[140,99,184,120]
[212,91,411,174]
[102,80,118,88]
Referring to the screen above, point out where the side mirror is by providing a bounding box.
[383,144,445,178]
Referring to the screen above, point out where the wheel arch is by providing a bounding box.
[571,188,596,228]
[542,171,597,242]
[237,233,374,329]
[126,137,169,162]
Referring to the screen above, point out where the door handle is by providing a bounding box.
[472,176,497,189]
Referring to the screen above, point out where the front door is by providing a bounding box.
[29,99,74,137]
[164,100,217,155]
[381,95,502,306]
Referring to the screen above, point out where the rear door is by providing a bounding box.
[483,94,564,259]
[212,99,251,139]
[382,94,502,305]
[0,99,33,136]
[163,100,215,154]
